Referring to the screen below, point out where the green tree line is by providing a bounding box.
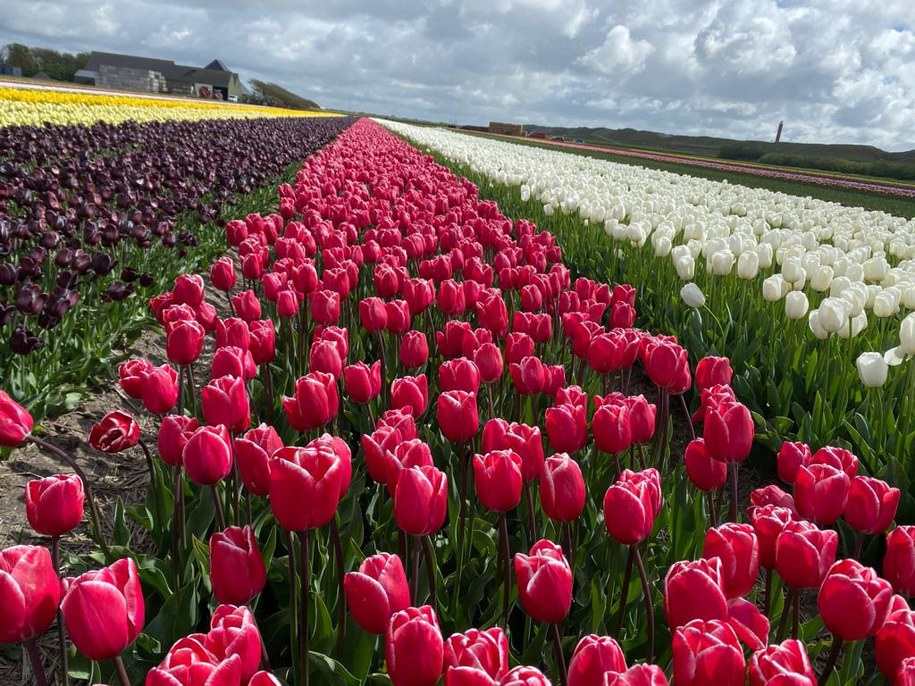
[1,43,89,81]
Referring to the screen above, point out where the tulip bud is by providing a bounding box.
[684,438,727,491]
[344,361,383,404]
[210,256,237,292]
[680,283,705,308]
[400,330,429,369]
[473,450,523,512]
[360,297,388,333]
[602,468,662,545]
[394,465,449,536]
[545,402,587,453]
[209,526,267,605]
[664,557,729,629]
[118,359,154,400]
[592,395,632,455]
[514,539,573,624]
[567,634,626,686]
[784,291,809,320]
[269,445,344,531]
[856,351,889,388]
[539,453,585,523]
[704,400,754,463]
[702,523,759,599]
[165,319,205,366]
[439,358,482,394]
[672,619,745,686]
[775,520,838,589]
[25,474,85,537]
[748,639,815,686]
[776,440,811,484]
[386,605,444,686]
[884,526,915,596]
[437,390,479,443]
[201,375,250,434]
[818,559,893,640]
[392,374,430,417]
[345,553,411,635]
[183,424,233,486]
[141,364,180,414]
[794,463,850,525]
[62,557,145,659]
[844,475,900,534]
[0,390,34,447]
[0,545,62,644]
[282,372,339,432]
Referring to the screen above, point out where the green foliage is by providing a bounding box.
[0,42,88,81]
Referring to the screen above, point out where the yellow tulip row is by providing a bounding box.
[0,86,340,127]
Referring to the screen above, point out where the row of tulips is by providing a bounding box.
[377,119,915,503]
[0,115,352,416]
[0,118,913,686]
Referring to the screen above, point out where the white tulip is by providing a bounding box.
[543,203,554,216]
[785,291,809,320]
[782,257,804,283]
[873,291,899,318]
[808,310,828,340]
[737,251,759,280]
[654,235,673,257]
[856,352,889,387]
[863,256,889,282]
[846,263,865,283]
[901,313,915,355]
[818,297,851,333]
[680,282,706,308]
[810,265,834,292]
[762,275,787,302]
[851,312,868,338]
[885,345,908,366]
[755,243,774,269]
[710,250,735,276]
[675,255,695,281]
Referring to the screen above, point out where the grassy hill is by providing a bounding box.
[522,125,915,181]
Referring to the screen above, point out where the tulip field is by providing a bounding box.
[0,104,914,686]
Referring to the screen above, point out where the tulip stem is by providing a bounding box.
[330,518,347,650]
[616,545,635,636]
[707,491,718,527]
[762,567,772,616]
[499,513,511,628]
[172,466,185,582]
[550,623,567,686]
[299,529,311,686]
[51,537,69,686]
[137,439,163,536]
[27,435,110,561]
[113,655,131,686]
[818,636,843,686]
[422,535,438,610]
[678,394,695,441]
[563,521,574,563]
[853,532,864,559]
[412,534,422,603]
[524,481,539,542]
[729,462,739,523]
[212,485,226,530]
[287,531,299,680]
[377,333,387,407]
[792,589,800,639]
[777,588,796,642]
[24,637,49,686]
[632,545,654,662]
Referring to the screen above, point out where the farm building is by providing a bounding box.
[78,52,248,100]
[489,121,524,136]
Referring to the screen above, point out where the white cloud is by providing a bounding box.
[579,25,654,74]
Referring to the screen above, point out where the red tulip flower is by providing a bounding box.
[141,364,180,414]
[774,520,838,589]
[233,289,262,322]
[344,361,383,404]
[684,438,727,491]
[703,400,754,463]
[25,474,85,537]
[794,463,850,526]
[605,664,669,686]
[270,445,344,531]
[702,523,759,599]
[672,619,745,686]
[386,605,444,686]
[602,468,662,545]
[118,359,154,400]
[748,639,815,686]
[505,332,534,365]
[539,453,586,523]
[545,402,587,453]
[473,450,523,512]
[360,297,388,333]
[394,465,449,536]
[776,441,811,484]
[884,526,915,596]
[233,424,281,496]
[0,390,34,447]
[209,526,267,606]
[437,390,479,443]
[157,414,198,467]
[643,341,689,390]
[474,343,504,384]
[144,635,239,686]
[310,289,340,324]
[211,346,256,381]
[0,545,61,644]
[392,374,430,417]
[283,372,339,432]
[514,539,573,624]
[173,273,205,306]
[567,634,626,686]
[205,604,262,683]
[386,300,412,334]
[345,553,411,635]
[482,419,545,481]
[210,256,237,292]
[61,557,145,660]
[201,375,250,434]
[810,446,859,478]
[694,356,733,391]
[439,358,482,394]
[876,600,915,681]
[818,559,893,641]
[400,330,429,369]
[664,558,729,629]
[626,395,656,444]
[183,424,234,486]
[88,410,140,453]
[216,317,251,351]
[165,319,205,366]
[592,394,632,455]
[748,505,794,569]
[444,627,509,680]
[844,475,900,534]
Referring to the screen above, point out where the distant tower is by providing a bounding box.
[775,120,784,143]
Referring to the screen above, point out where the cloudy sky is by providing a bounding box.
[2,0,914,150]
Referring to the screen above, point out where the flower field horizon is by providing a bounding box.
[1,106,914,686]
